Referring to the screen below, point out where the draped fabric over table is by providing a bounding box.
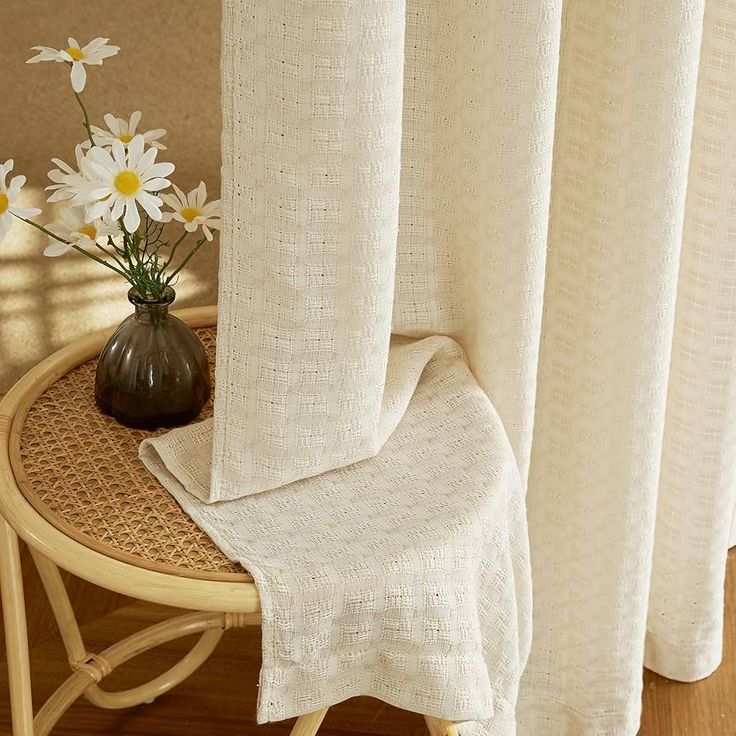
[141,1,736,734]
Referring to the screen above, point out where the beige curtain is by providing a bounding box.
[143,1,736,733]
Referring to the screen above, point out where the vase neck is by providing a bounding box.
[134,302,170,323]
[128,287,175,324]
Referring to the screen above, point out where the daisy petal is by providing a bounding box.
[46,190,72,203]
[44,241,73,257]
[127,135,145,169]
[93,46,120,61]
[141,178,171,192]
[123,200,141,232]
[26,48,61,63]
[70,62,87,93]
[195,182,207,207]
[12,207,42,219]
[88,186,114,199]
[49,158,75,175]
[88,145,116,169]
[171,183,187,204]
[142,162,175,180]
[137,191,163,219]
[159,193,179,209]
[8,175,27,198]
[59,208,82,230]
[76,235,97,249]
[46,223,71,239]
[110,197,125,221]
[142,161,175,180]
[88,199,112,220]
[136,147,158,173]
[103,113,121,136]
[82,37,108,53]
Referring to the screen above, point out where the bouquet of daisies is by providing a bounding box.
[0,37,221,299]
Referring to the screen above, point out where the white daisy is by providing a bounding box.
[161,182,221,241]
[27,37,119,93]
[45,144,92,204]
[84,111,167,151]
[0,160,42,246]
[44,208,121,257]
[82,135,175,233]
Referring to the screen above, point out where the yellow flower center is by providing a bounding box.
[79,225,97,240]
[119,134,134,143]
[180,207,201,223]
[65,47,84,61]
[114,170,140,196]
[0,193,8,215]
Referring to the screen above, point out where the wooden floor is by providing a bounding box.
[0,553,733,735]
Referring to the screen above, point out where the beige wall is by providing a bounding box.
[0,1,222,391]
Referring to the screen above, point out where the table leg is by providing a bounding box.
[0,519,34,735]
[290,707,328,736]
[424,715,459,736]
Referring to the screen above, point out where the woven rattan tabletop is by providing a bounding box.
[12,325,250,582]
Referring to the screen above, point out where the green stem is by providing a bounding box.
[130,228,144,267]
[94,241,128,272]
[160,231,188,272]
[68,242,129,278]
[165,236,207,285]
[15,215,130,280]
[14,216,70,243]
[74,91,95,146]
[107,234,125,257]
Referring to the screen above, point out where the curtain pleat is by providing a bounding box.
[212,0,407,500]
[395,1,561,481]
[521,0,706,731]
[646,0,736,683]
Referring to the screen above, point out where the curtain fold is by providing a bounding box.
[519,1,706,732]
[141,1,736,733]
[213,0,405,500]
[646,0,736,683]
[394,1,561,482]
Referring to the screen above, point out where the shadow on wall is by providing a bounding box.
[0,0,222,392]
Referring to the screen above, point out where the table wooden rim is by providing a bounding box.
[0,305,259,613]
[7,307,252,585]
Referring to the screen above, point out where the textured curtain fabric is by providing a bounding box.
[141,1,736,734]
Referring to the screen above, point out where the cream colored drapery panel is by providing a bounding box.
[142,1,736,734]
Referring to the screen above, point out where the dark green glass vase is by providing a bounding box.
[94,287,211,430]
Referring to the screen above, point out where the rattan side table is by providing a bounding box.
[0,306,458,736]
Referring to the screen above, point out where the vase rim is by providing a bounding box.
[128,286,176,307]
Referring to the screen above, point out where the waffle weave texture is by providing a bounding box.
[142,0,736,734]
[142,337,532,730]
